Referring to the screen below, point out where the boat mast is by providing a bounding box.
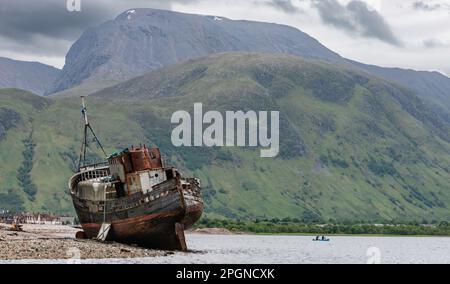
[77,96,108,171]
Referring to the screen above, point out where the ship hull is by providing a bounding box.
[71,178,203,251]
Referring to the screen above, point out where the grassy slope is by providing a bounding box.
[0,53,449,223]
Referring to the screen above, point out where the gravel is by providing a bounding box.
[0,223,168,260]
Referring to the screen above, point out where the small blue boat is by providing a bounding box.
[313,237,330,242]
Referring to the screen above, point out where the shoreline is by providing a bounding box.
[252,232,450,238]
[1,223,448,261]
[190,225,450,237]
[0,223,168,260]
[191,228,450,238]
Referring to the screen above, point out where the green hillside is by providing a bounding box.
[1,53,449,223]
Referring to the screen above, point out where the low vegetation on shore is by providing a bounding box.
[197,218,450,236]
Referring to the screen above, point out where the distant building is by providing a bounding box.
[60,216,76,225]
[0,212,14,224]
[1,212,76,225]
[15,213,62,225]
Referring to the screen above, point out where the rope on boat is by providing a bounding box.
[77,97,108,171]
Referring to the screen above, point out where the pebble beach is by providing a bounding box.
[0,223,168,261]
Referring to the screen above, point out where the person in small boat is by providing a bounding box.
[315,236,320,241]
[321,236,326,241]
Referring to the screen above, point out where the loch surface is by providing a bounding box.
[4,234,449,264]
[93,234,450,264]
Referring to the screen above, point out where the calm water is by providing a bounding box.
[4,234,450,264]
[121,234,450,264]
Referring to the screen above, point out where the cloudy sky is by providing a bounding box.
[0,0,449,75]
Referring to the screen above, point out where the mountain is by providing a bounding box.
[47,8,450,114]
[3,53,450,223]
[352,62,450,115]
[45,8,343,95]
[0,57,60,96]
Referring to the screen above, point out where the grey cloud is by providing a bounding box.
[0,0,174,57]
[413,1,450,12]
[0,35,73,57]
[266,0,302,14]
[423,39,448,48]
[312,0,355,31]
[313,0,401,46]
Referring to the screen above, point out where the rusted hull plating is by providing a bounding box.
[71,178,203,251]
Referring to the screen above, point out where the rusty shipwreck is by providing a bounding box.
[68,97,203,251]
